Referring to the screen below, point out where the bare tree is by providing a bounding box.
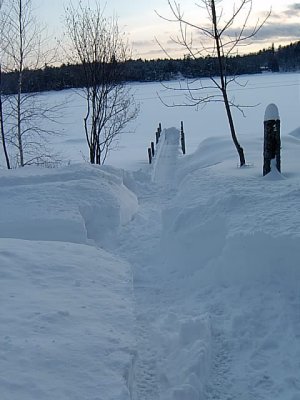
[1,0,60,167]
[158,0,270,166]
[65,2,138,165]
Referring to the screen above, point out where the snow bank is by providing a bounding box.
[0,239,135,400]
[0,163,139,400]
[0,164,138,247]
[160,134,300,283]
[155,134,300,398]
[288,126,300,139]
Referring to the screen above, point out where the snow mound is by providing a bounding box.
[0,164,138,247]
[288,126,300,139]
[263,159,285,181]
[158,314,211,400]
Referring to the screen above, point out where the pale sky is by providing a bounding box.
[34,0,300,59]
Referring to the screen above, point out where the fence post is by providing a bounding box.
[263,103,281,176]
[151,141,155,157]
[156,129,159,144]
[180,121,186,155]
[148,148,152,164]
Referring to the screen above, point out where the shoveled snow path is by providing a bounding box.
[115,188,175,400]
[113,129,180,400]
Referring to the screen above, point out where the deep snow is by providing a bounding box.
[1,72,300,399]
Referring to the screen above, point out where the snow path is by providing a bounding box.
[111,129,237,400]
[112,129,181,399]
[115,189,165,400]
[151,127,180,187]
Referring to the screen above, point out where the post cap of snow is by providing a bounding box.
[264,103,280,122]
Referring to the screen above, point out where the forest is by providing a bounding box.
[1,41,300,95]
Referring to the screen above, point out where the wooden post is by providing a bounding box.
[148,148,152,164]
[263,104,281,176]
[151,141,155,157]
[180,121,186,155]
[156,130,159,144]
[158,123,162,136]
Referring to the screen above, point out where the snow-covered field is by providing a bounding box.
[1,72,300,400]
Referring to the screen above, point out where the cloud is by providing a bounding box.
[131,3,300,59]
[248,4,300,43]
[254,22,300,42]
[270,3,300,18]
[289,3,300,10]
[132,39,156,48]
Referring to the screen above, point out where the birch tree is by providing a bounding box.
[2,0,60,167]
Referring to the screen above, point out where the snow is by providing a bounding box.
[1,72,300,400]
[0,239,134,400]
[264,103,280,121]
[0,164,138,246]
[32,71,300,170]
[0,165,137,400]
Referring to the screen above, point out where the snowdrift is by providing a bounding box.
[0,164,138,247]
[0,164,138,400]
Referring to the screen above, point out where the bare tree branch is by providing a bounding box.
[157,0,270,166]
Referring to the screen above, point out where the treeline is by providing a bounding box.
[2,41,300,95]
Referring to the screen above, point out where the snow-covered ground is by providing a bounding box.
[1,72,300,399]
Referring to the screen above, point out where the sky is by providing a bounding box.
[34,0,300,59]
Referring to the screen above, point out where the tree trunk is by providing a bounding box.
[17,0,24,167]
[222,89,246,166]
[0,68,11,169]
[211,0,245,167]
[0,97,10,169]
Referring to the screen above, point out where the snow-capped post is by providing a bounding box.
[158,123,162,136]
[151,141,155,157]
[181,121,186,154]
[148,147,152,164]
[263,103,281,176]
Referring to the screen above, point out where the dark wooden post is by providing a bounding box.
[155,129,159,144]
[148,148,152,164]
[151,141,155,157]
[180,121,186,155]
[155,123,162,144]
[263,104,281,176]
